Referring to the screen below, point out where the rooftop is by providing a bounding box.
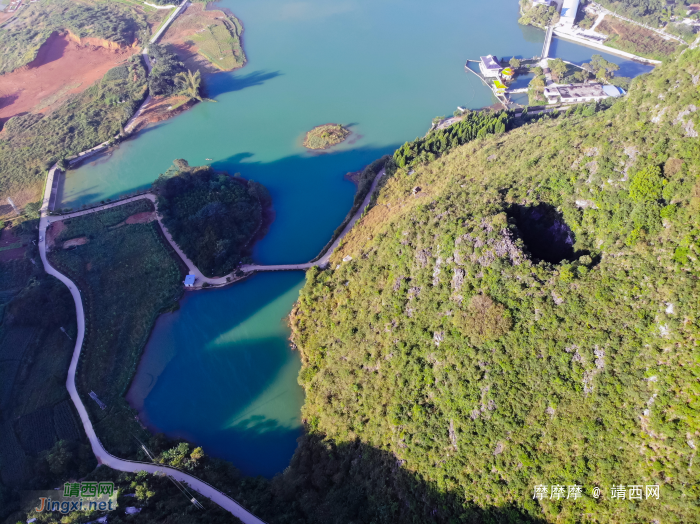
[545,83,608,99]
[184,274,196,286]
[480,55,501,70]
[560,0,580,20]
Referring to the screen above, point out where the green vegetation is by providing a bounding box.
[147,45,215,103]
[518,2,558,29]
[394,110,511,168]
[303,124,351,150]
[147,43,186,97]
[0,225,94,519]
[0,0,149,75]
[154,161,271,277]
[596,0,689,25]
[47,199,185,458]
[598,16,679,60]
[189,13,246,71]
[666,21,697,43]
[0,55,148,218]
[286,48,700,523]
[176,69,212,102]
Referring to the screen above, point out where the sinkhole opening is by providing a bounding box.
[507,203,577,264]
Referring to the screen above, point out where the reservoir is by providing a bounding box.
[65,0,653,476]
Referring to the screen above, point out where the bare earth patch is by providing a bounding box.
[0,32,136,125]
[125,211,156,224]
[598,17,677,59]
[127,95,195,132]
[45,221,66,250]
[62,237,89,249]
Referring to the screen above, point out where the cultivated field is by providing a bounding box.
[47,199,186,457]
[0,249,88,487]
[160,3,245,72]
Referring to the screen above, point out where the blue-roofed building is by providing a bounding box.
[184,274,196,287]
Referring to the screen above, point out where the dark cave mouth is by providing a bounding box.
[507,204,577,264]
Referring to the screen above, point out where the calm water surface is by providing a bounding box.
[75,0,654,476]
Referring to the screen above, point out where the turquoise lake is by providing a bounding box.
[69,0,653,477]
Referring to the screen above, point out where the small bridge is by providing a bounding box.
[541,24,554,59]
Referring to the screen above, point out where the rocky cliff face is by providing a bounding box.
[66,29,140,51]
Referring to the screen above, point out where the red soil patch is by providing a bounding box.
[45,220,65,250]
[125,211,156,224]
[0,32,137,126]
[0,227,25,261]
[128,95,195,132]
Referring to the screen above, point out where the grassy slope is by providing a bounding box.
[190,13,246,71]
[47,199,185,457]
[289,50,700,523]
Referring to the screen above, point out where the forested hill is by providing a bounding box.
[154,162,271,278]
[288,48,700,523]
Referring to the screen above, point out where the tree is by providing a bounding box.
[175,69,211,102]
[509,57,521,69]
[629,165,664,203]
[529,75,545,88]
[588,54,619,82]
[549,58,567,80]
[453,294,513,344]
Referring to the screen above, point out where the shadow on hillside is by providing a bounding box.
[260,434,547,524]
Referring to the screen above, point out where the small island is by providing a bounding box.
[303,124,351,150]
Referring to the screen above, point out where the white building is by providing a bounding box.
[184,274,196,287]
[560,0,580,28]
[532,0,553,6]
[544,83,623,104]
[479,55,502,78]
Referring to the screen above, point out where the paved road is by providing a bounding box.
[150,1,189,43]
[38,169,266,524]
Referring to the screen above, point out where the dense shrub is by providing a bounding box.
[147,44,186,97]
